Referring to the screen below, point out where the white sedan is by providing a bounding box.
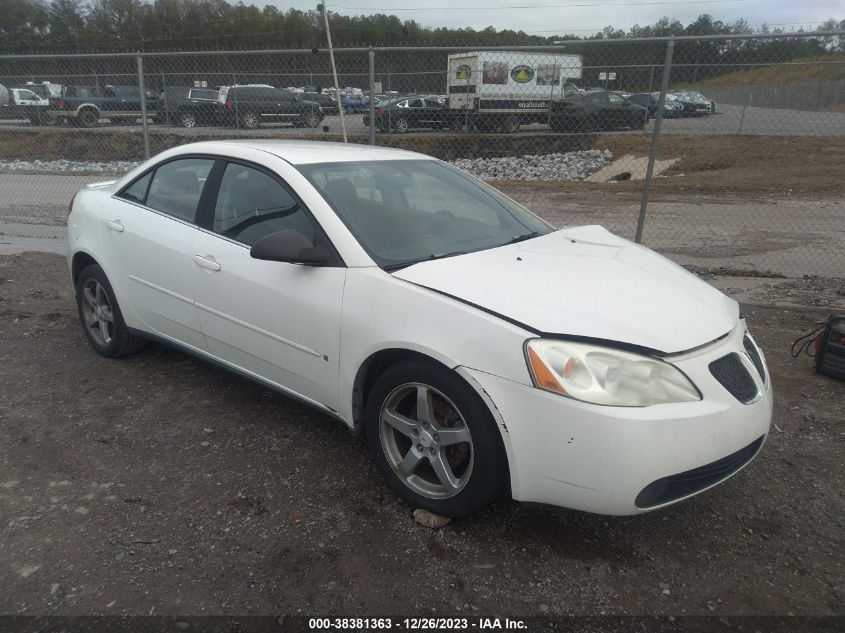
[68,140,772,518]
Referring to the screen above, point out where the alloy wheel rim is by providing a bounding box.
[182,113,196,128]
[396,118,408,132]
[244,113,257,127]
[81,279,114,347]
[379,382,474,499]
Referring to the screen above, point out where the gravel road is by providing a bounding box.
[0,252,843,619]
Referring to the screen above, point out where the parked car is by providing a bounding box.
[0,84,50,124]
[49,84,161,127]
[627,92,684,119]
[217,85,323,129]
[550,90,648,132]
[67,140,772,518]
[668,90,712,116]
[160,86,221,128]
[302,92,339,115]
[340,93,369,114]
[682,89,717,113]
[365,96,450,133]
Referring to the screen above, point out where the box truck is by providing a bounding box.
[447,51,582,132]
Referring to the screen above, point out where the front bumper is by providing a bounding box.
[463,322,772,515]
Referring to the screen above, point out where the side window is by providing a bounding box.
[212,163,316,247]
[608,93,625,105]
[408,99,424,108]
[145,158,214,222]
[118,171,153,204]
[590,93,608,105]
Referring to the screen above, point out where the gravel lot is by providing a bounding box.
[0,252,843,619]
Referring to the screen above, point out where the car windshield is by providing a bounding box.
[298,160,553,270]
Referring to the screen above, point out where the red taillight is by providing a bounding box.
[58,99,67,109]
[375,108,385,115]
[68,191,78,218]
[161,96,167,109]
[226,100,234,110]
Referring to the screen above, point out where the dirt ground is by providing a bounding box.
[0,252,843,620]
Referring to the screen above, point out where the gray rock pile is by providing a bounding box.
[0,159,141,173]
[450,149,612,181]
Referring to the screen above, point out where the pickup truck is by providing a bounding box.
[49,85,161,127]
[0,85,50,124]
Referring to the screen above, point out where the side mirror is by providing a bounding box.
[250,230,331,266]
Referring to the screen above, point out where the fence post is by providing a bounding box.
[368,48,376,145]
[136,53,150,160]
[635,37,674,245]
[738,83,752,134]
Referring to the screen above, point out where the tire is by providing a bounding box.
[178,111,197,128]
[393,117,409,134]
[500,116,520,133]
[239,111,259,129]
[365,359,508,518]
[76,264,147,358]
[451,116,468,132]
[301,109,320,128]
[78,109,99,128]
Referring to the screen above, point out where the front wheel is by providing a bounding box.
[365,360,508,518]
[76,264,147,358]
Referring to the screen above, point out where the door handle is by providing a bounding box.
[193,254,221,272]
[105,219,124,232]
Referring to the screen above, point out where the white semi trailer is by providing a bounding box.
[447,51,582,132]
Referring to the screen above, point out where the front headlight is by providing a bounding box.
[525,339,701,407]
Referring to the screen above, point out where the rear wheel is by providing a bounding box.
[500,116,520,133]
[78,108,99,128]
[301,109,320,128]
[76,264,147,358]
[365,360,508,518]
[393,117,409,134]
[239,111,259,129]
[179,111,196,128]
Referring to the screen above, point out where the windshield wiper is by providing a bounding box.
[503,231,541,245]
[383,249,474,272]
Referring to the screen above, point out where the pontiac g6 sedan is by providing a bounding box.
[68,140,772,518]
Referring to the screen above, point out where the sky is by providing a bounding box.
[265,0,841,36]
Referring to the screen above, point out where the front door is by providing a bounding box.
[190,160,346,411]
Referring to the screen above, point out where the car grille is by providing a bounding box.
[743,335,767,385]
[709,353,760,404]
[635,435,765,508]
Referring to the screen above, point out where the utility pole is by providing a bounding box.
[318,4,347,142]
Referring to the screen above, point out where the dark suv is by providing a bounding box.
[160,87,221,127]
[219,86,323,129]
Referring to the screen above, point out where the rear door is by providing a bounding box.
[103,157,215,350]
[190,159,346,410]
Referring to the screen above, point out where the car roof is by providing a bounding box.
[168,140,430,165]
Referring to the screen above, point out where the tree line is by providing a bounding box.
[1,0,842,57]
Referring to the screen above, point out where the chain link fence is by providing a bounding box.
[1,33,844,278]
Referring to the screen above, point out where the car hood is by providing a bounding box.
[392,226,738,355]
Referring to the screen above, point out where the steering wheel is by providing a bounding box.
[420,209,455,235]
